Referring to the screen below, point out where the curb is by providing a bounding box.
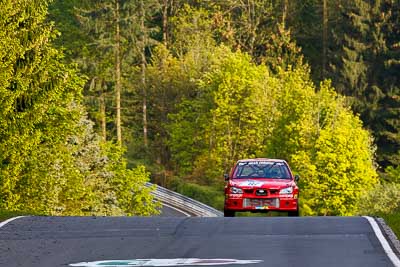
[364,216,400,267]
[376,217,400,258]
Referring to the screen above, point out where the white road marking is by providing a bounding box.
[0,216,26,228]
[69,258,263,266]
[161,202,192,217]
[363,216,400,267]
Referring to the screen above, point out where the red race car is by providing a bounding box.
[224,158,300,217]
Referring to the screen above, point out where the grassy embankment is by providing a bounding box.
[381,212,400,240]
[0,210,41,222]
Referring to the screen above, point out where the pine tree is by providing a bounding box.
[73,0,160,150]
[332,0,399,168]
[74,0,124,143]
[0,0,83,209]
[374,0,400,167]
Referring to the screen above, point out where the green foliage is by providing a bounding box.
[168,46,273,184]
[264,67,316,159]
[104,144,161,216]
[170,4,216,57]
[381,211,400,239]
[263,24,304,73]
[0,0,159,216]
[385,163,400,183]
[144,43,215,171]
[0,0,82,210]
[48,0,88,60]
[200,48,271,178]
[357,182,400,215]
[167,99,210,176]
[166,45,378,216]
[46,0,400,218]
[168,177,224,211]
[207,0,277,57]
[331,0,400,168]
[357,178,400,238]
[288,82,378,216]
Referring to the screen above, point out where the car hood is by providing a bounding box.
[229,178,294,189]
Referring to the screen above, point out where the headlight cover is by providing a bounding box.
[279,187,293,194]
[230,187,243,194]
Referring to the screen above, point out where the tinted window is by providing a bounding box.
[233,161,291,179]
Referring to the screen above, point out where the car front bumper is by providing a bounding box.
[224,194,298,212]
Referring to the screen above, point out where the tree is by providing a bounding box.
[46,0,386,215]
[262,24,304,73]
[135,0,161,149]
[358,182,400,216]
[200,48,272,180]
[169,4,216,57]
[322,0,328,77]
[74,0,124,143]
[166,44,378,215]
[0,0,82,209]
[289,82,378,216]
[0,0,159,215]
[167,46,271,184]
[374,0,400,167]
[331,0,400,168]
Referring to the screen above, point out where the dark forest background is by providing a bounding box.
[1,0,399,217]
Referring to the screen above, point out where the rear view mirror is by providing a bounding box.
[294,174,300,182]
[224,173,230,181]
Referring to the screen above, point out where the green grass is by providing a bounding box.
[381,211,400,239]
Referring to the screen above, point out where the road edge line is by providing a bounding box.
[0,216,26,228]
[363,216,400,267]
[161,202,192,217]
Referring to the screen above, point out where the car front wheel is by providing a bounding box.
[224,210,236,217]
[288,209,299,217]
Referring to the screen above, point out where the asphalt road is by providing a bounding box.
[0,216,398,267]
[158,203,191,217]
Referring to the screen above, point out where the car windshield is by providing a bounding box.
[233,161,291,179]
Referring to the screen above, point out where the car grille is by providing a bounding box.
[256,189,267,196]
[243,189,279,196]
[243,198,280,208]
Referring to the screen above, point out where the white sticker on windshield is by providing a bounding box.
[238,161,283,165]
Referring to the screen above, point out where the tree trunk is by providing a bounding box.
[162,0,168,46]
[322,0,328,78]
[247,0,256,55]
[140,0,148,148]
[115,0,122,144]
[100,83,107,142]
[282,0,288,29]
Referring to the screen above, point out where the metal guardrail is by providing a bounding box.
[146,183,223,217]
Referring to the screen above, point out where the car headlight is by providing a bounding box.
[230,187,243,194]
[280,187,293,194]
